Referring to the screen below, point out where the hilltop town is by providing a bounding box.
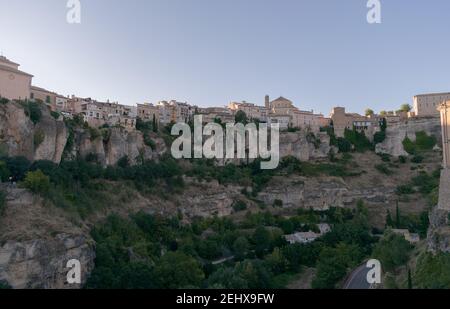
[1,55,447,138]
[1,54,450,290]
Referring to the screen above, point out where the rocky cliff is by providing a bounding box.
[0,186,95,289]
[375,117,441,157]
[257,175,395,211]
[279,131,332,161]
[0,101,166,166]
[427,206,450,253]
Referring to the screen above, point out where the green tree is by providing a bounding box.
[233,237,250,260]
[400,104,412,113]
[253,226,272,257]
[154,252,205,288]
[152,114,158,132]
[408,268,413,289]
[23,170,50,195]
[415,252,450,289]
[365,108,374,116]
[372,231,412,272]
[235,110,248,124]
[264,247,288,275]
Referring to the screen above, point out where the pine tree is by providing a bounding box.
[152,114,157,133]
[407,268,413,289]
[395,202,401,228]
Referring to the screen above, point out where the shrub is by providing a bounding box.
[0,97,9,104]
[411,155,424,164]
[117,156,130,168]
[89,127,101,141]
[23,170,50,195]
[144,134,156,150]
[396,184,415,195]
[402,136,416,155]
[273,199,283,208]
[403,132,436,155]
[374,131,386,144]
[372,231,412,272]
[23,101,42,124]
[379,153,391,162]
[50,111,60,119]
[232,200,247,212]
[415,131,436,151]
[375,164,392,175]
[398,156,407,164]
[336,137,352,153]
[34,130,45,148]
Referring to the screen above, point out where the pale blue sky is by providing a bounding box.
[1,0,450,115]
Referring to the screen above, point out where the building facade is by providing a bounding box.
[30,86,57,111]
[0,56,33,101]
[413,92,450,117]
[330,107,380,138]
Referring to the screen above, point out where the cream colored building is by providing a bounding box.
[0,56,33,101]
[30,86,57,110]
[137,103,160,123]
[269,96,297,115]
[413,92,450,117]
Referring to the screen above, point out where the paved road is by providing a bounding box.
[343,264,372,289]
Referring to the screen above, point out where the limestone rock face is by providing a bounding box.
[376,117,441,157]
[257,175,394,210]
[74,128,167,166]
[0,234,95,289]
[34,114,68,163]
[427,206,450,253]
[0,102,34,160]
[0,102,67,163]
[176,179,242,218]
[279,131,331,161]
[0,186,95,289]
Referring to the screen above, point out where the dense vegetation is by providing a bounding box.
[414,252,450,289]
[402,131,437,155]
[86,205,376,289]
[395,168,441,207]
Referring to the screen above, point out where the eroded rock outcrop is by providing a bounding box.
[427,206,450,253]
[376,117,441,157]
[0,102,34,160]
[0,102,68,163]
[0,186,95,289]
[279,131,332,161]
[257,175,395,210]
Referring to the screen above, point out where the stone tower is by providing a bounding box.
[265,95,270,110]
[438,101,450,210]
